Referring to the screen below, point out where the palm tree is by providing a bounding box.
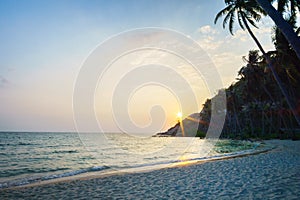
[256,0,300,62]
[215,0,266,54]
[271,0,300,77]
[215,0,300,126]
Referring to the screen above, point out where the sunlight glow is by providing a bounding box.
[176,112,185,137]
[177,112,183,119]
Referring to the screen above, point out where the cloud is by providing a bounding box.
[198,25,218,35]
[231,30,249,42]
[195,22,275,87]
[7,67,16,72]
[197,25,222,50]
[0,75,10,88]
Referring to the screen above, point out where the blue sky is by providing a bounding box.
[0,0,275,132]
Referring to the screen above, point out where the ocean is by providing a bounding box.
[0,132,218,188]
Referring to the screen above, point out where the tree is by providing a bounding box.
[214,0,266,54]
[271,0,300,80]
[215,0,300,126]
[256,0,300,63]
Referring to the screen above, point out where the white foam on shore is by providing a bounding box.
[0,166,110,189]
[9,141,275,189]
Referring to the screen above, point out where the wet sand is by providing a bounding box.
[1,140,299,199]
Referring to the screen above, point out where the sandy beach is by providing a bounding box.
[1,140,299,199]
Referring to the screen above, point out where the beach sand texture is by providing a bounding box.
[1,140,299,199]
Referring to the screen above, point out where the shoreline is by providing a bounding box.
[1,139,299,199]
[3,140,275,190]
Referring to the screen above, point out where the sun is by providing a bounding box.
[177,112,183,119]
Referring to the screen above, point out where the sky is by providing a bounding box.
[0,0,276,132]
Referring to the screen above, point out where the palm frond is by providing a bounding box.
[237,12,245,30]
[294,0,300,12]
[247,9,262,22]
[277,0,288,13]
[296,27,300,35]
[223,12,232,29]
[246,16,259,29]
[246,1,267,15]
[225,0,235,5]
[229,13,236,34]
[214,5,233,24]
[215,8,227,24]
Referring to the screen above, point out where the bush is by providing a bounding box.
[196,130,206,138]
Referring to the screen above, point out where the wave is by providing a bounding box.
[115,143,271,171]
[42,166,109,180]
[52,150,80,154]
[0,165,110,189]
[0,142,37,146]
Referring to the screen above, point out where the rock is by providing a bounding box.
[154,113,201,137]
[154,123,180,137]
[175,113,201,137]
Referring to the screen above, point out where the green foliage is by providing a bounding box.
[198,47,300,140]
[196,130,206,138]
[196,0,300,140]
[214,140,257,153]
[214,0,265,35]
[292,133,300,141]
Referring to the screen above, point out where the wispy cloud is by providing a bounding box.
[195,23,274,87]
[0,75,10,88]
[197,25,218,35]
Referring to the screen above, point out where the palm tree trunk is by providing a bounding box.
[232,96,242,135]
[256,0,300,64]
[262,108,265,137]
[249,111,255,137]
[269,110,273,136]
[241,13,266,55]
[241,13,300,127]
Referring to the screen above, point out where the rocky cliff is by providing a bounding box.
[154,113,201,137]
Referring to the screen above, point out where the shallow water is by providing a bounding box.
[0,132,262,189]
[0,132,99,187]
[0,132,218,188]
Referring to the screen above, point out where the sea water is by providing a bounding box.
[0,132,216,188]
[0,132,259,189]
